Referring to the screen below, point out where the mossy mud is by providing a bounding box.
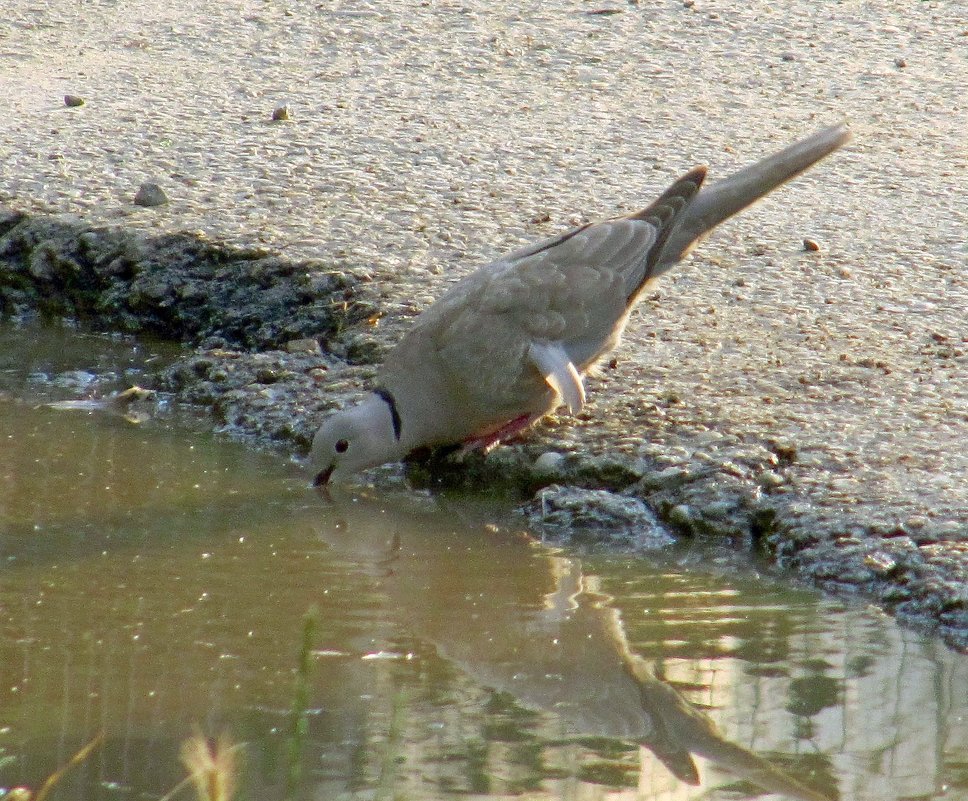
[1,207,964,652]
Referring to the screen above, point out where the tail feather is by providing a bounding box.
[626,165,706,301]
[654,123,851,274]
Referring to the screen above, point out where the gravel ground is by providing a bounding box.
[1,0,965,648]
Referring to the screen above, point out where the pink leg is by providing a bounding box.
[460,413,542,455]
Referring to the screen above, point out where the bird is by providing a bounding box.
[311,123,852,485]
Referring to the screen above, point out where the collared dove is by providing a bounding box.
[312,123,851,485]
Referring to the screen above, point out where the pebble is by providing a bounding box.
[641,465,690,491]
[64,94,85,107]
[668,504,694,529]
[532,450,566,475]
[865,551,897,574]
[272,105,291,121]
[525,485,674,549]
[714,460,746,479]
[759,470,785,488]
[284,337,322,355]
[133,182,169,207]
[803,238,820,252]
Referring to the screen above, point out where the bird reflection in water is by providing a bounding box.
[318,493,836,801]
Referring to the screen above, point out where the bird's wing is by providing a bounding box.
[387,169,705,426]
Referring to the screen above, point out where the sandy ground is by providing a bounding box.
[1,0,965,645]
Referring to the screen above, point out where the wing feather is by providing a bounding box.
[383,169,706,432]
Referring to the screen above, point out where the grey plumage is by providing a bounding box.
[311,124,851,484]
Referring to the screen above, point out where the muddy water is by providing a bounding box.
[0,325,966,801]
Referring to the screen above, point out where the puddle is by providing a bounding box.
[0,324,966,801]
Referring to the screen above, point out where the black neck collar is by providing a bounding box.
[373,387,402,441]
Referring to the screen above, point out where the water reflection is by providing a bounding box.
[0,326,966,801]
[317,494,832,800]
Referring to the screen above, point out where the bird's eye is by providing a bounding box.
[335,439,349,453]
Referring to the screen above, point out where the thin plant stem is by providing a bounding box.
[284,606,318,801]
[374,685,408,801]
[33,731,104,801]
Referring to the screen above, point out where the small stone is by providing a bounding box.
[894,57,907,68]
[284,337,322,355]
[759,470,785,488]
[533,451,566,475]
[864,551,897,574]
[272,105,291,121]
[682,0,695,6]
[905,515,928,530]
[668,504,694,530]
[837,266,852,278]
[781,52,796,62]
[133,182,168,207]
[64,94,85,107]
[641,466,690,491]
[803,238,821,252]
[525,485,674,549]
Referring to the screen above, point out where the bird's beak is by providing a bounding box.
[313,464,334,487]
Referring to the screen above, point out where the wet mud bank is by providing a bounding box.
[1,207,965,652]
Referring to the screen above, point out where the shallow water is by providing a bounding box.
[0,325,966,801]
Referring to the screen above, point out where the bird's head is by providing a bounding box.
[309,392,404,485]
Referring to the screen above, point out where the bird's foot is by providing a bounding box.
[460,413,539,456]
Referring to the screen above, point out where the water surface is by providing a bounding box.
[0,325,965,801]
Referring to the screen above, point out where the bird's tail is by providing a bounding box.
[626,164,706,301]
[653,123,852,274]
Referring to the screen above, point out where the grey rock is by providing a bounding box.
[284,337,322,355]
[525,485,675,550]
[532,451,567,476]
[133,183,169,208]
